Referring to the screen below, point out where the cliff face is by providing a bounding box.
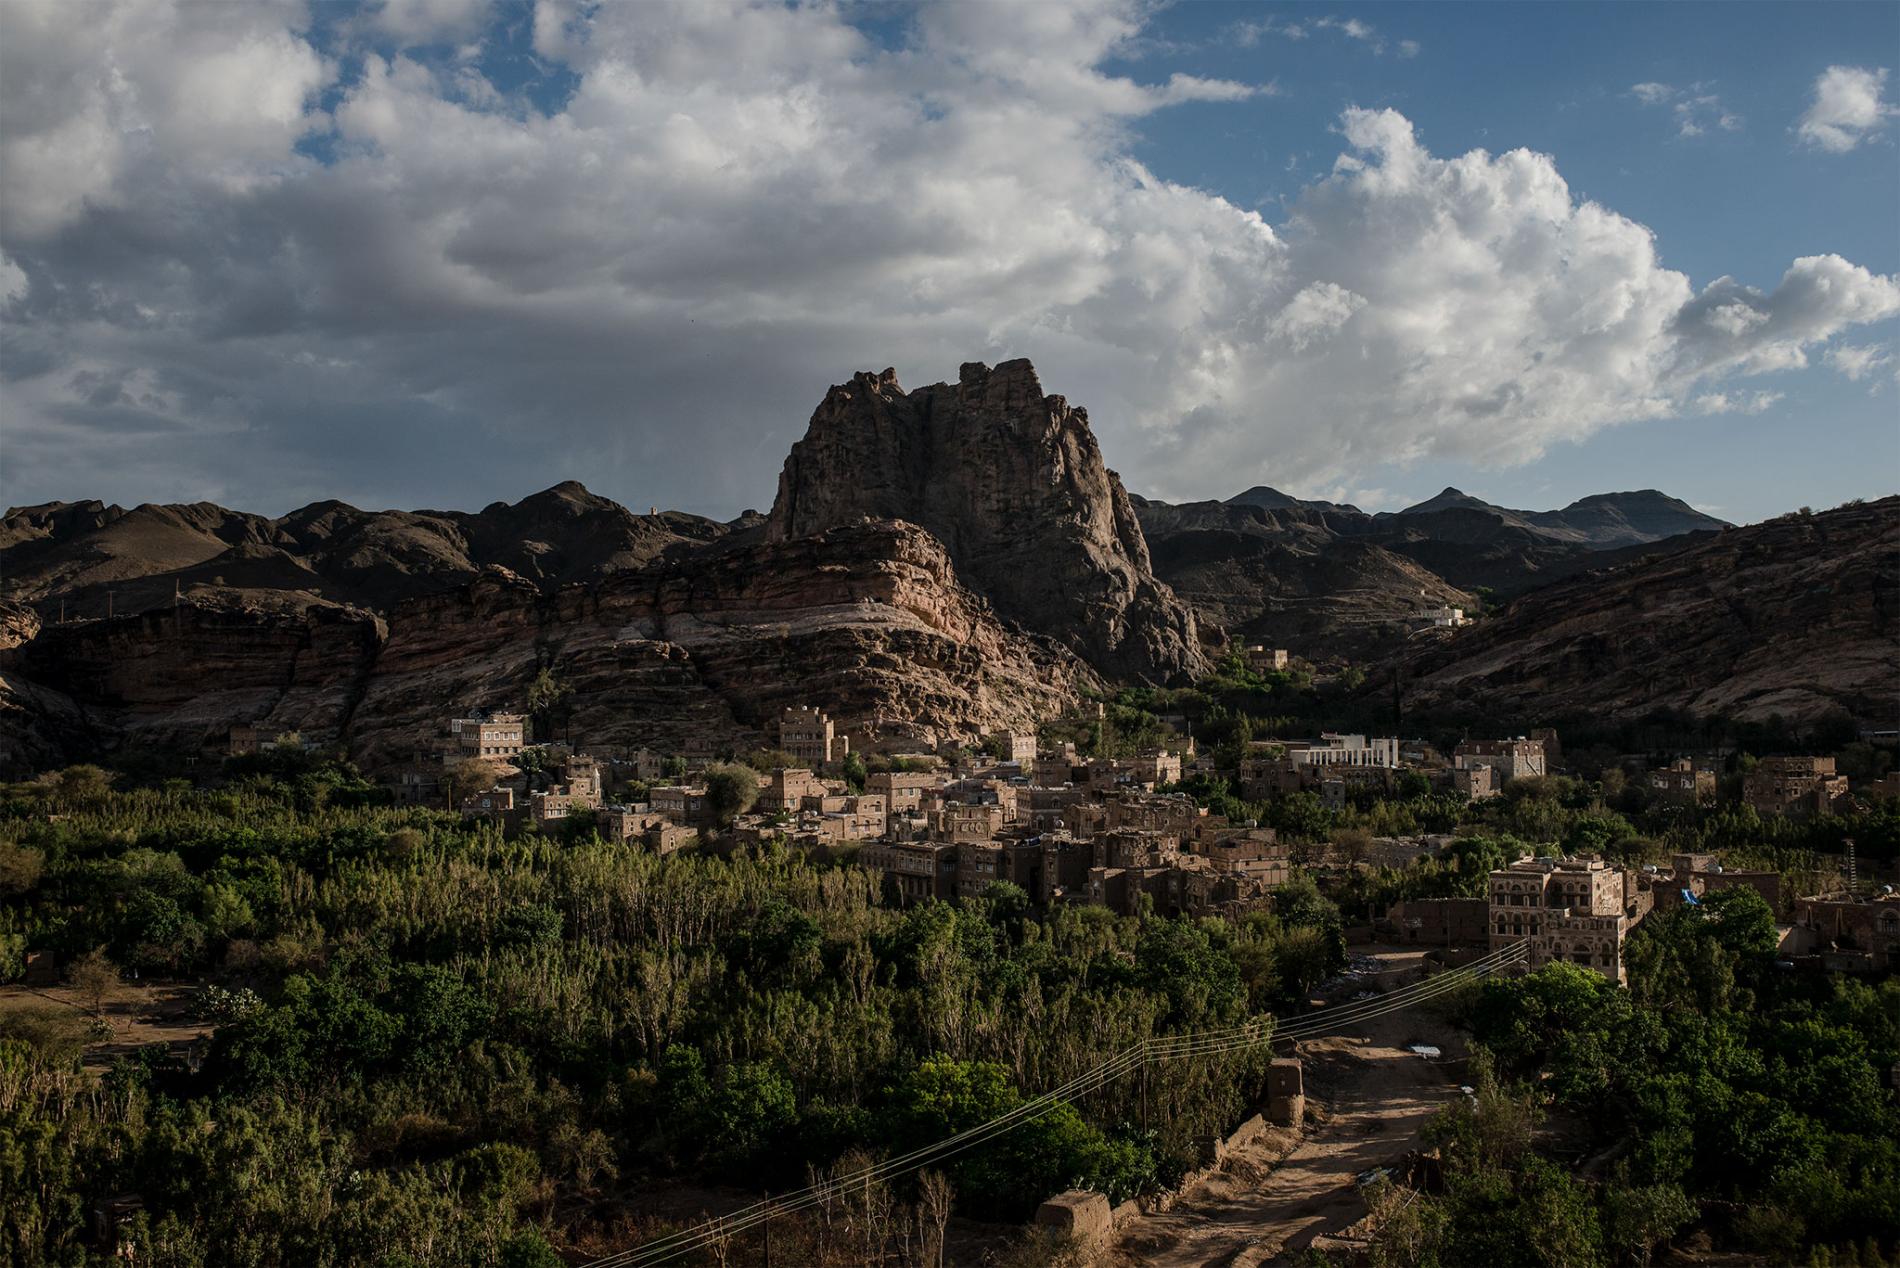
[768,360,1207,684]
[0,521,1089,774]
[1386,498,1900,728]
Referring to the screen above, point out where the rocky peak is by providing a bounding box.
[768,359,1207,684]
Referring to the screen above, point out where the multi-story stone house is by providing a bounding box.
[1650,758,1718,804]
[780,706,842,767]
[1488,855,1643,983]
[1455,737,1548,783]
[448,712,526,764]
[1743,756,1852,818]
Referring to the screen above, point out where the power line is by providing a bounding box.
[586,943,1524,1268]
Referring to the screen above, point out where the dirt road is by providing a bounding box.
[1111,980,1462,1268]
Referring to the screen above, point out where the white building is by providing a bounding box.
[1286,733,1400,769]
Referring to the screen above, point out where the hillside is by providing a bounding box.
[1385,497,1900,728]
[1133,486,1728,655]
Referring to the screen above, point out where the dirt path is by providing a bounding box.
[1111,977,1462,1268]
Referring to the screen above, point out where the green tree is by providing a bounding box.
[703,763,759,827]
[526,668,575,744]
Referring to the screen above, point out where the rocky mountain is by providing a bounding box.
[1383,487,1727,548]
[1384,497,1900,728]
[1225,486,1363,515]
[4,358,1210,772]
[1132,497,1473,658]
[769,360,1207,684]
[0,520,1090,774]
[0,483,750,620]
[1132,485,1728,656]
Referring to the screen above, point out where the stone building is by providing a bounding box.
[1743,756,1852,818]
[1645,852,1783,916]
[448,712,526,764]
[460,786,516,823]
[867,768,949,816]
[1488,855,1643,983]
[994,732,1038,765]
[758,768,832,814]
[228,724,300,756]
[927,803,1008,844]
[780,706,843,767]
[1243,645,1289,673]
[651,784,711,825]
[1452,764,1498,801]
[1455,738,1548,783]
[1650,758,1717,805]
[561,755,603,804]
[1381,897,1490,946]
[1788,891,1900,970]
[860,840,960,903]
[599,805,668,842]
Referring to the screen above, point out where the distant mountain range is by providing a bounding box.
[1132,486,1728,654]
[1225,484,1725,548]
[0,484,759,621]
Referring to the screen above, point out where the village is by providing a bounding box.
[229,645,1900,989]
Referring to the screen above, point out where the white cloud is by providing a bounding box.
[0,0,329,239]
[1231,13,1411,56]
[371,0,491,44]
[1268,282,1365,349]
[1797,65,1898,152]
[1826,344,1894,383]
[1629,82,1742,138]
[1692,391,1783,416]
[0,0,1894,517]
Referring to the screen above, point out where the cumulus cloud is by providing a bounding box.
[1797,65,1897,152]
[0,0,1894,517]
[0,0,329,239]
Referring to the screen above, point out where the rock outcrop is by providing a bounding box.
[768,360,1207,683]
[0,520,1089,774]
[1383,497,1900,728]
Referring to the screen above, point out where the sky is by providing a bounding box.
[1,0,1896,526]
